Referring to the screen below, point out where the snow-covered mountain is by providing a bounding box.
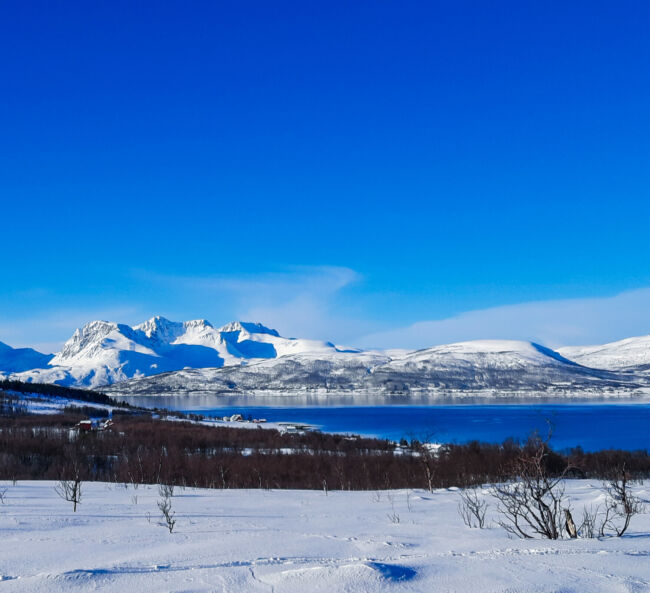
[104,338,644,398]
[2,316,349,388]
[0,341,54,374]
[558,335,650,373]
[3,317,650,398]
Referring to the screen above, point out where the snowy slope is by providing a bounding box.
[0,341,53,373]
[3,317,348,388]
[559,334,650,372]
[106,339,645,398]
[106,350,394,397]
[0,480,648,593]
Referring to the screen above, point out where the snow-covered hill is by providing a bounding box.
[0,341,54,373]
[1,317,350,388]
[559,334,650,372]
[105,338,644,398]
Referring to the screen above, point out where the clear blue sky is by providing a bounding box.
[2,1,650,351]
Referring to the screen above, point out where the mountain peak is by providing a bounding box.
[217,321,280,337]
[54,320,125,362]
[183,319,214,331]
[134,316,184,341]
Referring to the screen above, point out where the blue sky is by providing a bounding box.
[2,1,650,351]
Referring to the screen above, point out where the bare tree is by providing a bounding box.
[54,449,84,512]
[55,477,82,512]
[410,433,440,493]
[458,487,488,528]
[492,435,571,539]
[599,465,645,537]
[157,485,176,533]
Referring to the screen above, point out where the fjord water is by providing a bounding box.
[127,396,650,451]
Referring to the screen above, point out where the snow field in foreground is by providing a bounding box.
[0,480,648,592]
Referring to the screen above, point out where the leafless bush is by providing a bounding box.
[458,487,488,528]
[578,505,599,538]
[158,482,174,498]
[599,466,645,537]
[0,486,7,504]
[386,493,400,524]
[492,435,571,539]
[157,486,176,533]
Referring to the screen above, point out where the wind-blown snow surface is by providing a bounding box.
[1,481,648,592]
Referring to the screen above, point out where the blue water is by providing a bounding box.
[178,403,650,452]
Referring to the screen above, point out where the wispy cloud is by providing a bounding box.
[0,306,143,353]
[357,287,650,349]
[141,266,373,342]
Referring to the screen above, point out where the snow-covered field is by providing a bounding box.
[1,481,648,592]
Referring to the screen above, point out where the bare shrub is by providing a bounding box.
[578,505,599,538]
[386,493,400,524]
[157,485,176,533]
[158,482,174,499]
[492,435,571,539]
[0,486,6,504]
[458,487,488,528]
[599,466,645,537]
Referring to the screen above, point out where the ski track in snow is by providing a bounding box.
[0,481,648,592]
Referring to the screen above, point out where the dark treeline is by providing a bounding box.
[0,380,117,406]
[0,413,648,490]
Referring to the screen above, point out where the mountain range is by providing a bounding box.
[1,316,650,399]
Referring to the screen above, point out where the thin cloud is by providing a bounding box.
[139,265,371,342]
[357,287,650,350]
